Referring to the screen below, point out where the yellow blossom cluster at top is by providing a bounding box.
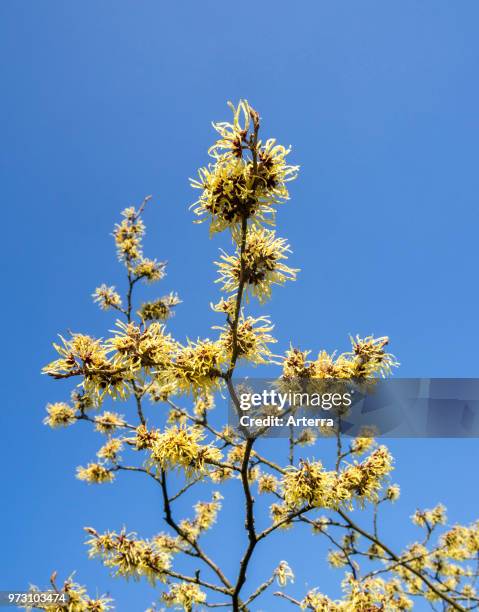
[191,100,298,236]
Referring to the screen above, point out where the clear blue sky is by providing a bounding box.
[2,2,479,610]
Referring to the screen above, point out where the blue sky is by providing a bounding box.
[2,1,479,610]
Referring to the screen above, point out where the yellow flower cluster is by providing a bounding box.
[211,296,236,317]
[133,257,165,282]
[162,582,206,609]
[386,483,401,502]
[215,226,297,303]
[412,503,447,529]
[152,533,182,553]
[282,447,393,510]
[113,203,166,282]
[328,550,348,568]
[94,411,125,434]
[338,446,394,505]
[216,315,276,364]
[191,100,298,235]
[25,577,113,612]
[86,527,172,586]
[148,425,222,478]
[281,347,315,379]
[77,463,114,484]
[283,460,332,508]
[300,588,340,611]
[269,502,294,530]
[132,424,160,450]
[440,522,479,561]
[138,292,181,322]
[282,335,398,382]
[179,492,223,541]
[342,576,413,611]
[193,492,223,531]
[43,333,129,401]
[44,318,278,405]
[97,438,123,462]
[193,393,215,418]
[71,390,96,412]
[257,472,279,494]
[350,427,377,455]
[108,320,178,374]
[298,575,413,611]
[275,560,295,586]
[114,206,145,262]
[43,402,76,428]
[167,339,225,396]
[92,284,122,311]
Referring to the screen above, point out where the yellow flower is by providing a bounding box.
[86,527,171,585]
[113,206,146,263]
[152,533,182,553]
[217,315,276,364]
[209,466,234,483]
[107,320,178,376]
[168,339,225,396]
[133,424,160,450]
[43,402,76,428]
[77,463,114,484]
[133,257,166,282]
[93,284,123,311]
[149,425,223,478]
[386,484,401,502]
[211,296,236,318]
[191,100,298,235]
[215,226,298,303]
[339,446,394,504]
[138,293,181,322]
[43,333,130,401]
[71,390,97,412]
[412,503,447,528]
[283,460,334,509]
[282,346,315,379]
[28,578,113,612]
[347,335,399,378]
[94,411,125,434]
[257,473,279,494]
[270,503,293,529]
[301,588,340,611]
[193,392,215,418]
[188,492,223,533]
[309,335,398,381]
[328,550,348,568]
[275,560,295,586]
[97,438,123,462]
[351,427,377,455]
[162,582,206,609]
